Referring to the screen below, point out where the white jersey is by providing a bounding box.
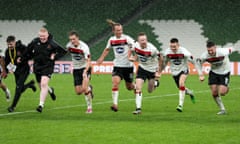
[198,48,233,75]
[106,34,134,67]
[134,42,160,73]
[66,40,90,69]
[163,46,195,76]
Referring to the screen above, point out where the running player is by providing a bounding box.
[66,31,93,114]
[96,19,135,112]
[20,28,67,113]
[5,35,36,112]
[129,32,162,114]
[196,41,236,115]
[162,38,201,112]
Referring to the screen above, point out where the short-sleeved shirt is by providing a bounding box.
[134,42,160,73]
[163,46,194,76]
[106,34,134,68]
[198,48,233,75]
[66,40,90,70]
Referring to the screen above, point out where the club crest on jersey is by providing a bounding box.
[139,56,147,62]
[74,55,82,60]
[116,47,124,54]
[172,59,182,65]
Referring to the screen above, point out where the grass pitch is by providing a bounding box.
[0,74,239,144]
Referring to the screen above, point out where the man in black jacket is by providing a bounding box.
[21,28,67,113]
[5,35,36,112]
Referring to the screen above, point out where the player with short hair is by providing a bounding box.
[162,38,201,112]
[5,35,36,112]
[129,32,162,114]
[66,31,93,114]
[21,28,67,113]
[97,19,135,112]
[197,41,235,115]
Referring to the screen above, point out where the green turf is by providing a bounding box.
[0,73,239,144]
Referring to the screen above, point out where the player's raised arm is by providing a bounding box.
[96,47,110,64]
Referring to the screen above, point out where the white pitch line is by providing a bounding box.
[0,88,239,117]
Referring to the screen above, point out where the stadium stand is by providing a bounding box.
[0,20,46,54]
[0,0,239,60]
[138,19,208,58]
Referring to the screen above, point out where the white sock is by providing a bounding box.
[39,101,44,107]
[85,95,92,109]
[179,90,185,106]
[88,86,91,91]
[5,88,9,93]
[214,96,225,111]
[48,87,52,93]
[112,90,119,105]
[136,92,142,109]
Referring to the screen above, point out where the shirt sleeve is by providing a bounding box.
[84,44,91,59]
[106,38,111,49]
[127,36,135,51]
[218,47,235,56]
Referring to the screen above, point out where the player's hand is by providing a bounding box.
[50,53,56,60]
[17,57,21,63]
[128,56,136,62]
[155,71,161,79]
[199,75,205,82]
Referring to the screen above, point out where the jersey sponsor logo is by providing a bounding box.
[135,48,152,56]
[73,55,82,60]
[68,47,84,54]
[167,54,184,59]
[115,47,125,54]
[110,39,128,46]
[139,56,147,62]
[171,59,182,65]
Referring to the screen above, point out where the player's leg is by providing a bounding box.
[82,68,93,114]
[133,78,144,115]
[216,72,229,114]
[176,74,187,112]
[133,67,146,114]
[147,70,158,93]
[208,71,226,115]
[111,75,121,112]
[148,78,155,93]
[0,77,11,102]
[124,67,135,91]
[219,72,230,96]
[210,85,226,114]
[73,69,85,95]
[219,85,229,96]
[36,75,50,113]
[21,80,36,93]
[8,72,29,112]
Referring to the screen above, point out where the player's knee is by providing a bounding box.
[212,92,218,97]
[220,91,228,96]
[76,91,83,95]
[40,83,48,88]
[126,85,134,90]
[75,89,84,95]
